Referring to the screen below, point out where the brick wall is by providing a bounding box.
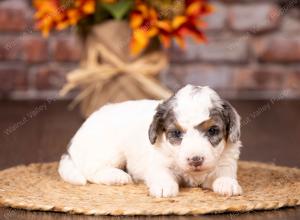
[1,0,300,100]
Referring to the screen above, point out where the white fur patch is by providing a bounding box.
[174,85,221,128]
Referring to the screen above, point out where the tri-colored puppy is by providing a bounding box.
[59,85,242,197]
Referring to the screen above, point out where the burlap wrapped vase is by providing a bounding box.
[60,21,172,117]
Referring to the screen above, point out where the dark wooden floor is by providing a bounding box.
[0,100,299,220]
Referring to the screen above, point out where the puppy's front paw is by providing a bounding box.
[213,177,242,196]
[149,180,179,198]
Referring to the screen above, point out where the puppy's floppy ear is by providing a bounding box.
[148,103,166,145]
[222,100,241,143]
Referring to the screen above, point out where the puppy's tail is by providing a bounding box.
[58,153,87,185]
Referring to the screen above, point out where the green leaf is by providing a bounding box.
[94,3,111,23]
[101,0,134,20]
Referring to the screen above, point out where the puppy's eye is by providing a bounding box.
[208,126,220,136]
[169,129,183,139]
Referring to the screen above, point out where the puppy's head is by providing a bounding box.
[149,84,241,173]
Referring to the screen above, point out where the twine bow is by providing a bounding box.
[60,36,171,117]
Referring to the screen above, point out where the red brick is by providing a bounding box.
[0,0,31,32]
[233,66,293,90]
[286,70,300,90]
[252,35,300,62]
[22,35,48,63]
[204,2,227,31]
[0,36,22,60]
[0,65,27,93]
[170,37,249,63]
[33,64,75,90]
[51,35,82,62]
[228,3,281,33]
[282,15,300,33]
[165,64,234,91]
[164,64,300,93]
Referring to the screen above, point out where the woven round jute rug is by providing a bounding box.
[0,161,299,216]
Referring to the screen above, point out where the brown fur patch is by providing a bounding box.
[164,115,186,145]
[195,113,227,147]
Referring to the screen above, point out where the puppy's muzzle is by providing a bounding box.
[187,156,204,168]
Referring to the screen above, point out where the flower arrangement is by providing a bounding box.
[33,0,214,117]
[34,0,213,54]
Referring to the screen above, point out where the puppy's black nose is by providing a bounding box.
[188,156,204,167]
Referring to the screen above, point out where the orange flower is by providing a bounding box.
[168,0,214,48]
[130,2,159,55]
[34,0,96,37]
[101,0,117,3]
[129,0,213,54]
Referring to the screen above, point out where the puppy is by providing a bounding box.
[59,85,242,197]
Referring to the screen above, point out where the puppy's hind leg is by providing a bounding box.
[88,168,132,185]
[58,154,87,185]
[85,147,132,185]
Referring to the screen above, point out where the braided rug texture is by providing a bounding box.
[0,161,299,216]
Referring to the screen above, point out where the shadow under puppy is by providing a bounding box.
[59,84,242,197]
